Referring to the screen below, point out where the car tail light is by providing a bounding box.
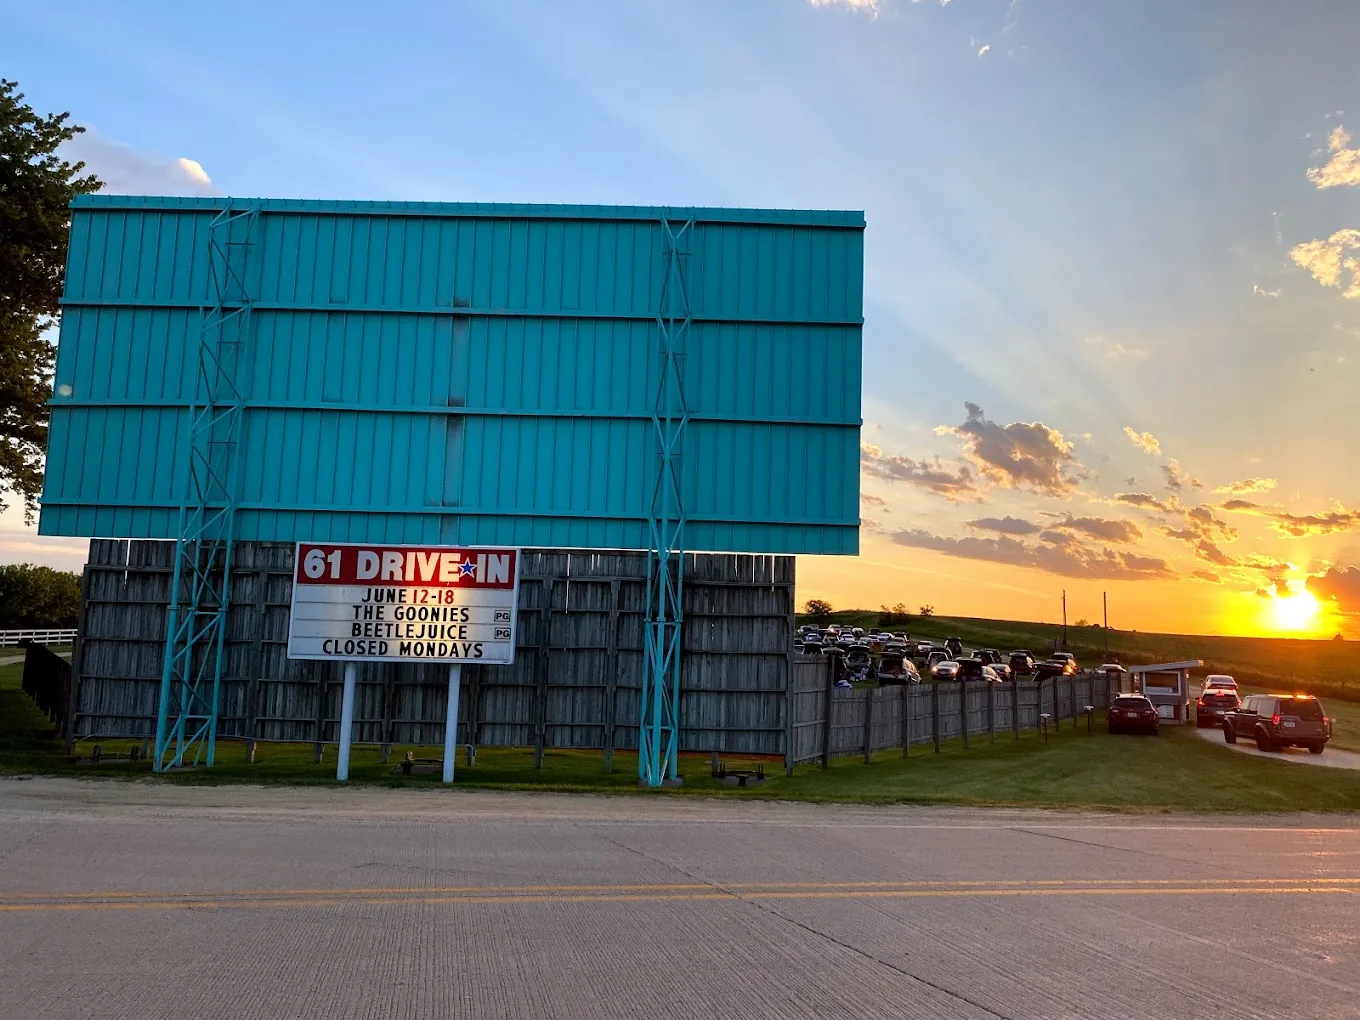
[1197,698,1205,707]
[1272,714,1281,726]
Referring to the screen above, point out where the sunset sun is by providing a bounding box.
[1262,586,1323,635]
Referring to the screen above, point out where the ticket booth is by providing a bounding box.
[1123,660,1201,724]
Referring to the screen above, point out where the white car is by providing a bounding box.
[932,660,961,680]
[1203,674,1238,692]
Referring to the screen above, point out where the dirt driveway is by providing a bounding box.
[1192,725,1360,770]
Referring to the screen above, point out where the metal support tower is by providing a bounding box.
[640,216,693,787]
[154,204,259,771]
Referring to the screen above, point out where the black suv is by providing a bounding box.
[1223,694,1331,754]
[1195,688,1240,728]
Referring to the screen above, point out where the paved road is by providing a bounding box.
[1192,725,1360,770]
[3,780,1359,1020]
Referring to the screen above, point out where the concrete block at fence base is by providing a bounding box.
[718,771,766,787]
[398,758,444,776]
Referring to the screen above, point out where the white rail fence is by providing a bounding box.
[0,629,78,647]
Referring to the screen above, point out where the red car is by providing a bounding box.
[1108,695,1160,736]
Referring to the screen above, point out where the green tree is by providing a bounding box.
[804,598,834,622]
[1,80,101,519]
[878,602,910,626]
[0,563,81,629]
[919,605,934,617]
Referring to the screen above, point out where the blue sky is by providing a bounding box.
[4,0,1360,633]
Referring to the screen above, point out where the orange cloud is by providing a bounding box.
[1213,477,1277,496]
[860,443,982,502]
[1306,125,1360,190]
[1219,499,1360,537]
[936,402,1081,496]
[1290,230,1360,299]
[890,528,1173,580]
[1122,427,1161,455]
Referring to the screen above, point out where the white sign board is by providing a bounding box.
[287,543,520,664]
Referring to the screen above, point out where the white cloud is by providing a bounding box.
[1084,336,1148,361]
[1291,230,1360,299]
[175,157,212,186]
[1122,427,1161,456]
[1252,283,1282,298]
[977,43,991,57]
[62,127,217,196]
[1307,125,1360,190]
[808,0,880,15]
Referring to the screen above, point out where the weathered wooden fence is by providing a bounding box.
[71,541,795,763]
[22,644,73,737]
[788,662,1122,766]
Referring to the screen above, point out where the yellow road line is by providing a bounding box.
[1,883,1354,913]
[9,875,1360,902]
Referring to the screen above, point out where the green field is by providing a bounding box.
[808,611,1360,701]
[5,662,1360,811]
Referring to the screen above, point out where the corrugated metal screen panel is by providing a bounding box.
[43,197,863,554]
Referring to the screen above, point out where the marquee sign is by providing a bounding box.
[287,543,520,664]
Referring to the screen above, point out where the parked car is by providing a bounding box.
[877,645,921,685]
[1195,688,1240,728]
[1202,674,1238,692]
[1030,661,1070,683]
[956,657,1003,683]
[915,641,935,657]
[1008,651,1036,676]
[926,649,950,670]
[1224,694,1331,753]
[944,636,965,659]
[1051,652,1078,672]
[1108,695,1160,735]
[846,644,874,682]
[851,627,865,639]
[932,659,962,681]
[975,649,1012,680]
[799,638,824,655]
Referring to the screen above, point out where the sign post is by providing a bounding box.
[443,665,461,783]
[287,543,520,783]
[337,662,357,781]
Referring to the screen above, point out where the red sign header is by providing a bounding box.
[294,544,518,589]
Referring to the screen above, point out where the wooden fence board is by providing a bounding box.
[71,542,796,756]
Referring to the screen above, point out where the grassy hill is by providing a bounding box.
[800,610,1360,701]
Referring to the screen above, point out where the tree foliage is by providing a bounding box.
[0,80,101,519]
[0,563,81,629]
[878,602,910,626]
[919,605,935,617]
[803,598,834,622]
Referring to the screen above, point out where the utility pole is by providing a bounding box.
[1103,591,1109,658]
[1062,590,1068,649]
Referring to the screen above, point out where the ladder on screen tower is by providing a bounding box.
[640,215,694,787]
[154,203,259,771]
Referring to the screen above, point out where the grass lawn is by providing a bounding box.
[5,663,1360,811]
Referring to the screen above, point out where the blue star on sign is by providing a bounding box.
[459,559,477,578]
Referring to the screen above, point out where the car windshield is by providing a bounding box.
[1202,692,1239,704]
[1282,699,1324,720]
[1113,697,1150,708]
